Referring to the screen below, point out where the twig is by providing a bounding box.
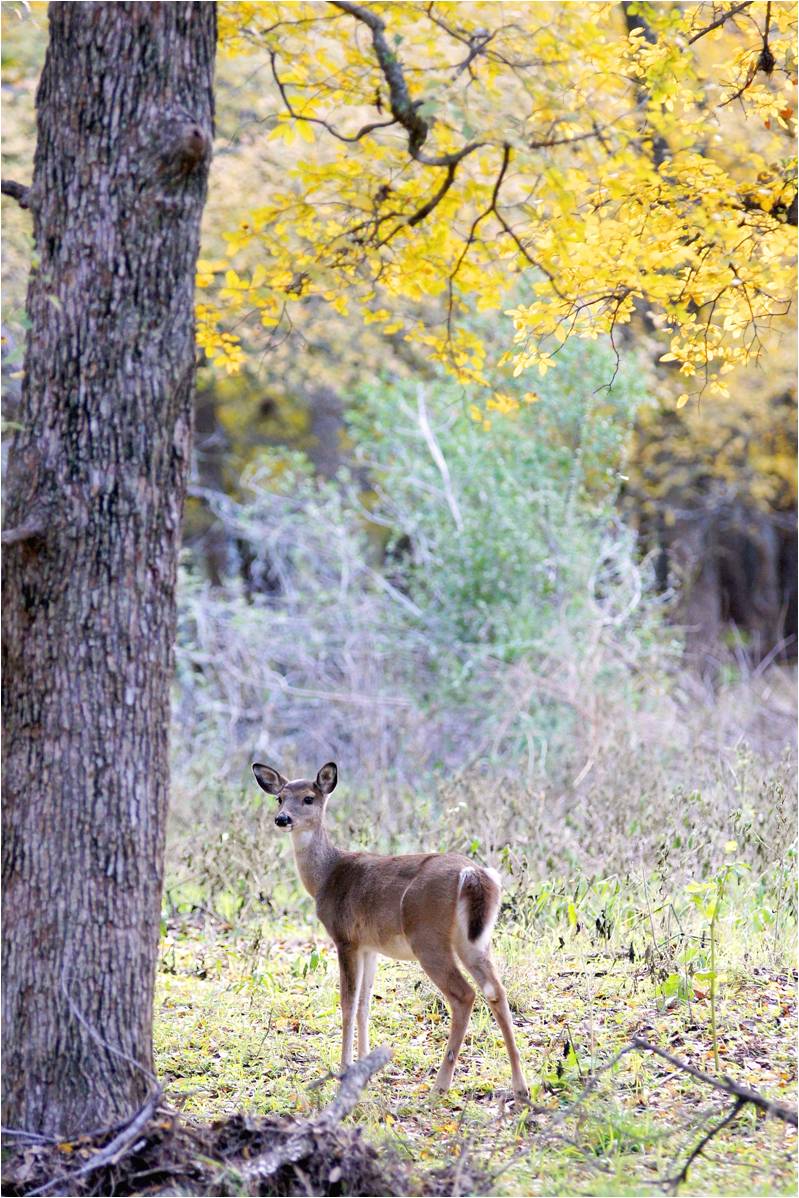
[406,162,457,228]
[550,1044,636,1125]
[664,1098,745,1193]
[630,1038,798,1126]
[0,1128,57,1143]
[307,1067,341,1092]
[542,1035,796,1192]
[61,970,159,1090]
[269,49,398,144]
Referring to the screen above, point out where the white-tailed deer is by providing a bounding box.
[252,761,528,1097]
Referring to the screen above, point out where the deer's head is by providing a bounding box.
[252,761,338,832]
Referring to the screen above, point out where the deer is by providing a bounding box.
[252,760,529,1098]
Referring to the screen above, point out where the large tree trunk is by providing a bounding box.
[1,2,215,1136]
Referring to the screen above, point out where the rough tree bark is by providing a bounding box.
[1,3,215,1136]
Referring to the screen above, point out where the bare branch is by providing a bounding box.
[631,1038,798,1126]
[1,179,31,209]
[315,1045,392,1127]
[1,517,45,546]
[416,385,463,532]
[542,1036,796,1195]
[238,1046,391,1187]
[668,1099,746,1193]
[27,1089,163,1197]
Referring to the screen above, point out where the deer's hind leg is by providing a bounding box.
[409,934,476,1093]
[457,939,528,1098]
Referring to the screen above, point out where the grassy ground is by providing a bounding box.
[154,872,797,1197]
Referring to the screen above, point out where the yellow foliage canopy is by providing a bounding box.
[199,0,796,404]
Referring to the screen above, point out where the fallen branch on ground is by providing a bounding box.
[237,1045,391,1187]
[552,1035,797,1194]
[630,1037,797,1193]
[3,1048,398,1197]
[631,1037,798,1127]
[28,1088,163,1197]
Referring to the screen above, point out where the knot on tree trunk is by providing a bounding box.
[152,109,212,187]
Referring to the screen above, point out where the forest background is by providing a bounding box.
[1,2,797,1196]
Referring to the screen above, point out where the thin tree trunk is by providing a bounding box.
[1,2,215,1136]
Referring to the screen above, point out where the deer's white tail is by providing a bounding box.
[457,866,501,949]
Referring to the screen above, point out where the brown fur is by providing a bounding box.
[252,761,528,1097]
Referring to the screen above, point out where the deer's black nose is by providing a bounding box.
[275,812,292,828]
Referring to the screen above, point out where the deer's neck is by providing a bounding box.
[291,822,339,899]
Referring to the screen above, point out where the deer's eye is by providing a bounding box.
[303,795,314,805]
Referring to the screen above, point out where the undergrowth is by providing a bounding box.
[157,769,797,1197]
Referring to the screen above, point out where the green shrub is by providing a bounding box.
[172,337,670,819]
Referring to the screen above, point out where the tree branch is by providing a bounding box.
[667,1099,746,1193]
[314,1045,392,1127]
[546,1036,797,1195]
[687,1,755,45]
[331,1,429,153]
[406,162,457,228]
[269,50,398,144]
[1,179,31,209]
[447,142,511,287]
[331,1,486,167]
[1,517,46,547]
[631,1038,798,1126]
[27,1089,163,1197]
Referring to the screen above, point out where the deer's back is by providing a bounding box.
[315,850,476,956]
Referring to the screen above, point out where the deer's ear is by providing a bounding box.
[316,762,338,795]
[252,763,286,795]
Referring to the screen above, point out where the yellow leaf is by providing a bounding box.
[268,120,296,146]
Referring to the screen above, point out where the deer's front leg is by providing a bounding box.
[337,944,363,1070]
[357,950,378,1058]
